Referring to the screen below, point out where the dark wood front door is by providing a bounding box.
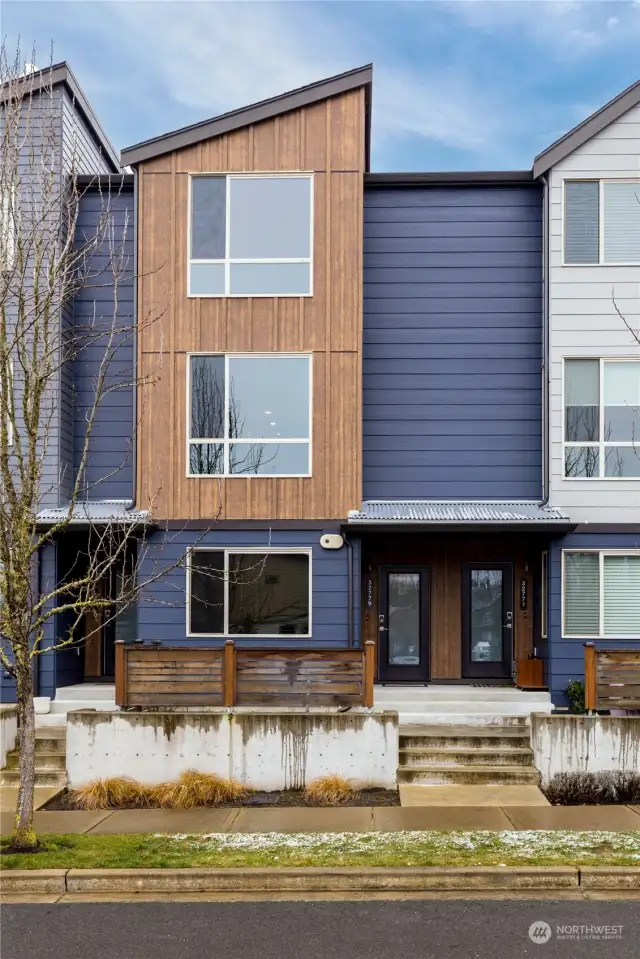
[378,567,430,682]
[462,563,514,679]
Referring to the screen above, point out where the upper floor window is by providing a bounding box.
[564,179,640,265]
[188,353,311,476]
[563,550,640,637]
[189,174,313,296]
[564,358,640,478]
[1,186,16,273]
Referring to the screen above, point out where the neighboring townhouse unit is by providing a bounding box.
[1,64,134,703]
[4,63,639,720]
[533,82,640,702]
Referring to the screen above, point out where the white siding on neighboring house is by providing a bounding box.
[549,100,640,523]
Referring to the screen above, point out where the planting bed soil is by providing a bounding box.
[42,788,400,811]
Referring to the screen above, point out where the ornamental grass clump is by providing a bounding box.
[71,777,150,810]
[303,774,359,806]
[544,771,640,805]
[150,770,249,808]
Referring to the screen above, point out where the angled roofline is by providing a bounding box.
[121,64,373,168]
[0,61,121,172]
[365,171,534,187]
[533,77,640,178]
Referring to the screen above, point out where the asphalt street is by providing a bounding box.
[2,900,638,959]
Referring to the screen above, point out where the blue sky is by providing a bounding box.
[4,0,640,170]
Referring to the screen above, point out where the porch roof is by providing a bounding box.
[347,501,572,527]
[36,500,150,527]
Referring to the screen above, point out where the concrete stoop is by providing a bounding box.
[0,728,67,789]
[397,724,540,787]
[374,685,552,727]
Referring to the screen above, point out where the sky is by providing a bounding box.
[3,0,640,171]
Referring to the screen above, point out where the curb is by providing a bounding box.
[2,867,639,896]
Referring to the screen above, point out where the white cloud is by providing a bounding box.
[93,0,503,158]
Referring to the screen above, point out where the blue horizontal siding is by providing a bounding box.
[138,528,359,648]
[72,186,134,500]
[363,184,543,501]
[548,530,640,706]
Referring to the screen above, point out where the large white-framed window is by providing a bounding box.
[187,547,312,637]
[188,173,313,297]
[562,550,640,638]
[0,184,16,273]
[563,358,640,478]
[187,352,312,477]
[541,550,548,639]
[563,178,640,265]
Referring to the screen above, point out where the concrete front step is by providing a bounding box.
[54,683,116,701]
[400,725,531,751]
[375,685,550,703]
[395,712,539,726]
[397,764,541,786]
[5,750,66,771]
[398,747,534,767]
[0,768,67,787]
[49,700,116,714]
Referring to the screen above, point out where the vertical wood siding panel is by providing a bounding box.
[137,88,365,519]
[330,173,361,351]
[329,90,362,170]
[303,102,328,171]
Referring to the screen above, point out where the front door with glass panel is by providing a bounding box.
[378,567,430,682]
[462,563,514,679]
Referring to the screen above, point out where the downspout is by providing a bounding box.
[539,173,550,506]
[345,537,354,648]
[127,167,138,512]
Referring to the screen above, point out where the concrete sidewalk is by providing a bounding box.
[2,803,639,837]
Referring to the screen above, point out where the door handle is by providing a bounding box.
[378,615,387,633]
[503,623,512,629]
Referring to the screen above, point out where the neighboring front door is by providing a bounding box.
[462,563,514,679]
[378,567,430,682]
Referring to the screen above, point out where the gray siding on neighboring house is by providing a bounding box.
[548,529,640,705]
[362,185,543,500]
[137,528,360,648]
[72,183,135,499]
[61,87,115,176]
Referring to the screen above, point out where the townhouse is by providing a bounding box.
[3,63,639,721]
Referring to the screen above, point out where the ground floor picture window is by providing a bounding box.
[563,551,640,637]
[188,549,310,636]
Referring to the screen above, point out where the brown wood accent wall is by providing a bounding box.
[136,89,365,520]
[361,534,541,681]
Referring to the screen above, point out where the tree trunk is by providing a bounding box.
[12,665,38,851]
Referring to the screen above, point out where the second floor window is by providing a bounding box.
[564,179,640,265]
[188,353,311,476]
[564,358,640,478]
[189,174,313,296]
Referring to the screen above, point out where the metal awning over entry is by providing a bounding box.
[347,501,573,530]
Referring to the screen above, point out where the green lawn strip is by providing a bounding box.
[1,830,640,870]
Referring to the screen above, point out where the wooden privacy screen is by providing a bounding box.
[115,641,375,709]
[584,643,640,711]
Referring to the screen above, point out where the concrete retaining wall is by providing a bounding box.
[66,709,399,790]
[0,704,19,767]
[531,713,640,784]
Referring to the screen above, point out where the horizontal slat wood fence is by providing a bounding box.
[584,643,640,711]
[115,640,375,709]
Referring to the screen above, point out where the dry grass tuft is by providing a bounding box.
[71,777,150,810]
[150,770,250,808]
[303,774,359,806]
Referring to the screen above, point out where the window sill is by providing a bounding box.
[187,293,313,299]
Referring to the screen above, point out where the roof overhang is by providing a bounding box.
[346,501,574,531]
[121,64,373,168]
[36,500,150,528]
[365,171,535,188]
[533,77,640,178]
[0,62,121,173]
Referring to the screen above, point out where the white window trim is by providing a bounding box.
[562,177,640,267]
[186,352,312,478]
[541,550,548,639]
[561,548,640,639]
[186,546,313,638]
[562,356,640,480]
[187,172,314,298]
[1,184,16,273]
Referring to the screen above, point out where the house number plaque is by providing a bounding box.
[520,578,527,610]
